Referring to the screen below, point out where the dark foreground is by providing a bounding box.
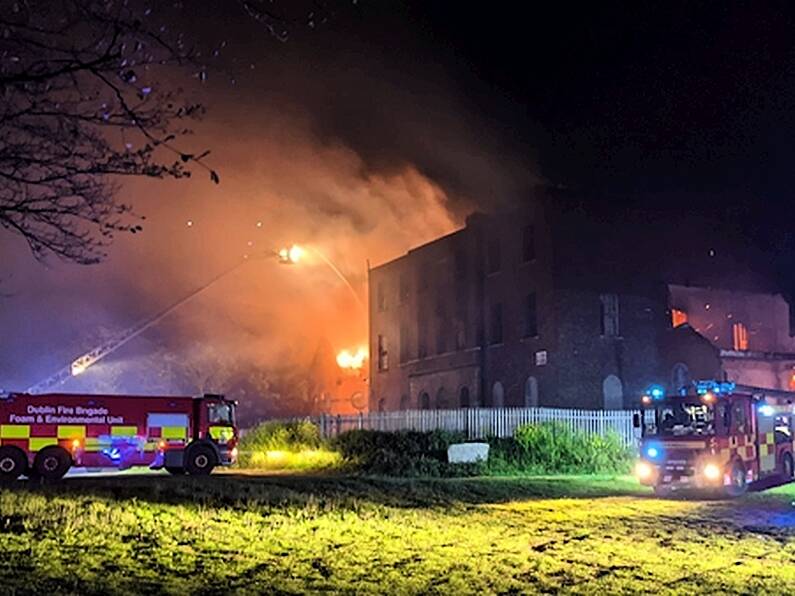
[2,472,795,594]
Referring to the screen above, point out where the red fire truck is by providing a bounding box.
[635,381,795,496]
[0,392,238,480]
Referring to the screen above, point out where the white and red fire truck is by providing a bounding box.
[635,381,795,496]
[0,392,238,480]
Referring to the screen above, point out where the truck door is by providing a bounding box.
[757,406,777,476]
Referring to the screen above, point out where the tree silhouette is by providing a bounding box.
[0,0,322,264]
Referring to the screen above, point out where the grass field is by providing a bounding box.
[2,472,795,594]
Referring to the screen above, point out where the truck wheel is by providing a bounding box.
[165,466,185,476]
[33,446,71,480]
[725,461,747,498]
[0,446,28,481]
[783,453,794,481]
[185,444,216,476]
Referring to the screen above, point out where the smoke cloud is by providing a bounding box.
[0,6,538,419]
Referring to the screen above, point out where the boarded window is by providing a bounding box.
[524,376,539,407]
[524,292,538,337]
[490,302,503,344]
[377,282,387,312]
[399,325,410,363]
[492,381,504,407]
[459,386,471,408]
[600,294,620,337]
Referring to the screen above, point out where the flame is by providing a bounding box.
[336,346,367,370]
[278,244,304,264]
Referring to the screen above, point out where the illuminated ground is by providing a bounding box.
[2,473,795,594]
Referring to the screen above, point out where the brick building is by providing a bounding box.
[367,188,795,411]
[661,285,795,393]
[368,195,674,411]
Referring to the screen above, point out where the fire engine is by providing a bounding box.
[635,381,795,496]
[0,392,238,480]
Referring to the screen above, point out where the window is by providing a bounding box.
[671,308,688,328]
[377,335,389,371]
[419,391,431,410]
[602,375,623,410]
[399,274,410,304]
[524,376,538,407]
[454,248,467,280]
[207,404,233,425]
[435,388,449,409]
[487,237,501,273]
[436,321,446,354]
[524,292,538,337]
[417,320,428,359]
[419,262,431,291]
[492,381,504,407]
[399,324,410,363]
[459,386,471,408]
[600,294,620,337]
[729,400,748,435]
[377,282,387,312]
[490,302,503,344]
[732,323,749,351]
[399,394,410,410]
[522,224,535,262]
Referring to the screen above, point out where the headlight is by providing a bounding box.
[635,461,653,480]
[703,463,721,481]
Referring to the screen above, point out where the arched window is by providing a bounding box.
[671,363,690,395]
[459,386,470,408]
[436,387,449,409]
[602,374,623,410]
[524,376,539,407]
[492,381,504,408]
[399,394,410,410]
[419,391,431,410]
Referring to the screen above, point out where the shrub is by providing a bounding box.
[333,430,485,477]
[237,420,340,471]
[488,422,633,475]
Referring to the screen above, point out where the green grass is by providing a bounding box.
[2,473,795,594]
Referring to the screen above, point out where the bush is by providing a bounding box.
[488,422,633,475]
[237,420,340,471]
[333,430,485,477]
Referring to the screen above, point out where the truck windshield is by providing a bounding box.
[652,402,716,437]
[208,402,234,425]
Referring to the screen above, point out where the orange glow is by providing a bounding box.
[278,244,304,264]
[336,346,367,370]
[732,322,748,351]
[671,308,688,328]
[702,391,715,404]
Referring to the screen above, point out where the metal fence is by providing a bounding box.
[315,407,641,447]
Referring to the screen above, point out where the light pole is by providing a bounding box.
[276,244,365,312]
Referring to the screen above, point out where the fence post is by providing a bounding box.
[358,412,363,430]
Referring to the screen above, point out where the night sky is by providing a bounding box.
[3,1,795,400]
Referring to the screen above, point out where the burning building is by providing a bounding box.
[367,190,795,411]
